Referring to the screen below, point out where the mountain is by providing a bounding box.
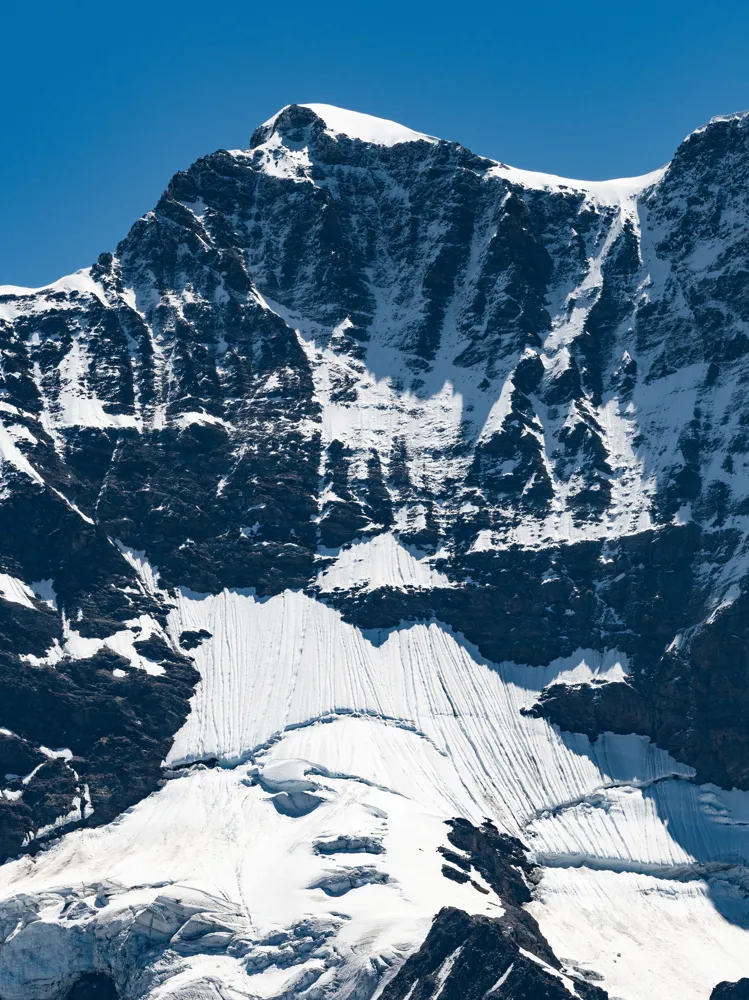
[2,101,749,1000]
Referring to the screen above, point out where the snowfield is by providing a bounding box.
[2,574,749,999]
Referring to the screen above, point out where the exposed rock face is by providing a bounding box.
[2,103,749,999]
[380,907,604,1000]
[712,981,749,1000]
[64,974,118,1000]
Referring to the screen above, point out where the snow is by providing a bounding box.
[159,586,749,996]
[256,103,661,205]
[0,267,109,312]
[0,760,503,1000]
[0,573,36,609]
[486,962,513,994]
[51,338,139,430]
[529,866,749,1000]
[274,298,482,492]
[1,577,748,998]
[163,585,737,882]
[62,615,167,676]
[0,268,107,301]
[174,411,232,431]
[30,579,57,609]
[316,533,453,592]
[477,374,515,442]
[473,389,655,552]
[262,103,439,147]
[432,946,463,999]
[0,419,44,487]
[486,163,667,209]
[260,200,656,553]
[246,128,315,184]
[114,541,162,595]
[692,110,749,135]
[3,103,749,1000]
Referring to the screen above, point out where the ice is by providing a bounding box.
[0,762,503,1000]
[165,586,739,874]
[160,585,749,996]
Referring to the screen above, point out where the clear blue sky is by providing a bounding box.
[3,0,749,287]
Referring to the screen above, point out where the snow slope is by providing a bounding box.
[316,533,453,592]
[3,579,749,999]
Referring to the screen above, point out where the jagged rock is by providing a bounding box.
[525,680,651,742]
[379,907,608,1000]
[713,980,749,999]
[310,866,389,896]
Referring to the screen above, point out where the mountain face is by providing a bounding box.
[2,102,749,1000]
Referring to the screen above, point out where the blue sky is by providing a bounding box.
[3,0,749,286]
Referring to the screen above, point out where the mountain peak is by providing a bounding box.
[6,99,749,1000]
[247,102,665,203]
[251,102,439,149]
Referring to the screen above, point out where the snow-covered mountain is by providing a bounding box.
[2,102,749,1000]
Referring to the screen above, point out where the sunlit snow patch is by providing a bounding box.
[0,572,37,609]
[316,533,453,592]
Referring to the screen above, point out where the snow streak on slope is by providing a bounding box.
[0,572,37,609]
[0,419,44,486]
[164,589,749,868]
[53,337,139,430]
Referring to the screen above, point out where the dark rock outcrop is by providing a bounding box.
[712,980,749,1000]
[65,973,119,1000]
[382,819,608,1000]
